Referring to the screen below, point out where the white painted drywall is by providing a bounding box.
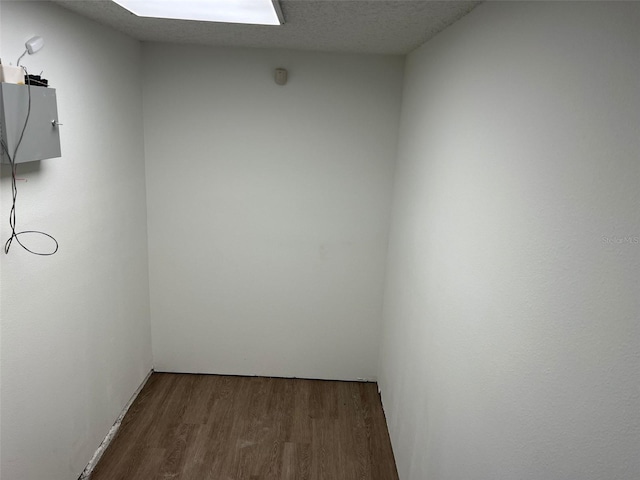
[0,3,3,472]
[379,2,640,479]
[143,44,403,380]
[0,2,152,480]
[0,3,3,471]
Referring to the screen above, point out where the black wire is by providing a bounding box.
[1,68,59,256]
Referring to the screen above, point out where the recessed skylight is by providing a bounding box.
[112,0,284,26]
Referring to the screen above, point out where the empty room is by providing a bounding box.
[0,1,638,479]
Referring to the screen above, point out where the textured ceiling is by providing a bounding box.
[53,0,481,55]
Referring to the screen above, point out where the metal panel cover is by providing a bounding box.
[0,83,61,164]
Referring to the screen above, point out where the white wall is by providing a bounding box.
[143,44,403,380]
[379,2,640,480]
[0,2,3,472]
[0,2,152,480]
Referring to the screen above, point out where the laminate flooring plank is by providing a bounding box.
[156,422,198,479]
[221,376,258,477]
[179,424,208,480]
[196,417,230,478]
[281,441,295,480]
[295,442,312,480]
[90,373,399,480]
[182,374,217,425]
[198,382,240,478]
[291,380,312,444]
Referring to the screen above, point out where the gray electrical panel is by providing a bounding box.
[0,83,61,164]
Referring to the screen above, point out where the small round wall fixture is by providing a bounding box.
[275,68,288,86]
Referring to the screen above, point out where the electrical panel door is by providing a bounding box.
[0,83,61,164]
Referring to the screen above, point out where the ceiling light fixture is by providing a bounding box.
[112,0,284,26]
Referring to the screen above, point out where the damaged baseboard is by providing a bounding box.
[78,369,154,480]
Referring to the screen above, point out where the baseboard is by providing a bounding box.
[78,368,154,480]
[153,369,376,383]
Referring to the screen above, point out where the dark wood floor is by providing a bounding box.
[91,373,399,480]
